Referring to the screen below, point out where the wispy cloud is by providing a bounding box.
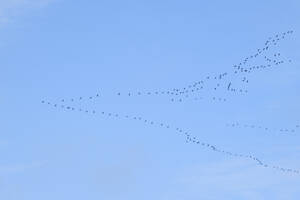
[0,0,55,24]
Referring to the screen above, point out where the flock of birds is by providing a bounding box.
[42,100,299,174]
[51,31,292,105]
[226,122,299,135]
[42,30,299,174]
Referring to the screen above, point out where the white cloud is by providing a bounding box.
[0,0,55,24]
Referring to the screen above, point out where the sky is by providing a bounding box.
[1,0,300,199]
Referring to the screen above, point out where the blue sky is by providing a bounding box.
[1,0,300,199]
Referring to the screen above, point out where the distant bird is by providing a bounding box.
[227,82,231,91]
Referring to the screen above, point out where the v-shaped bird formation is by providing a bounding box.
[42,30,299,174]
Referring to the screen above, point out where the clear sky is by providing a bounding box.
[1,0,300,199]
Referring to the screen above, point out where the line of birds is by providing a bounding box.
[165,30,293,96]
[232,30,293,71]
[52,60,277,104]
[226,122,299,135]
[170,50,287,96]
[221,30,293,93]
[41,100,300,174]
[53,30,294,105]
[160,31,293,95]
[170,95,227,103]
